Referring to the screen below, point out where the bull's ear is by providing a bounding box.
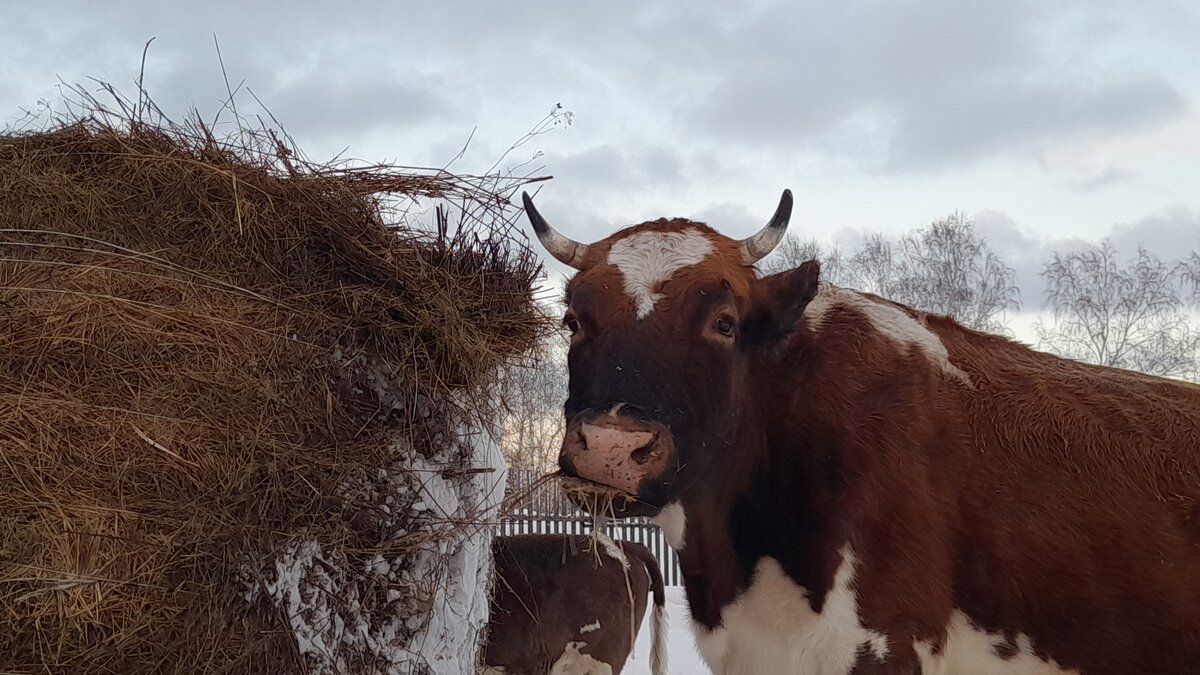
[743,260,821,347]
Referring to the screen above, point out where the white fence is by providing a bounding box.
[500,470,683,586]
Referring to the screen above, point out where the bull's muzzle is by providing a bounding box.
[559,409,673,496]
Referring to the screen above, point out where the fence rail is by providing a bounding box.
[499,469,682,586]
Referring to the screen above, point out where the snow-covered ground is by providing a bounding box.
[622,587,711,675]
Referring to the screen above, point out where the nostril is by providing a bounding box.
[630,435,659,465]
[614,403,649,420]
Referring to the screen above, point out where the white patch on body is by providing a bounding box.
[579,620,601,635]
[607,229,714,319]
[915,611,1079,675]
[804,283,971,385]
[550,641,614,675]
[693,544,889,675]
[650,502,687,550]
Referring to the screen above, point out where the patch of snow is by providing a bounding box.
[366,554,391,576]
[624,587,711,675]
[396,418,507,674]
[239,374,509,673]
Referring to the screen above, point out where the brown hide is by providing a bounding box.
[482,534,666,675]
[694,290,1200,673]
[529,193,1200,673]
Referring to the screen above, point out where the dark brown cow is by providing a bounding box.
[521,188,1200,675]
[481,534,667,675]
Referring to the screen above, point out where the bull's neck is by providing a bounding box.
[674,386,839,629]
[674,328,893,629]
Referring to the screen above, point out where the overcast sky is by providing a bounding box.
[4,1,1198,328]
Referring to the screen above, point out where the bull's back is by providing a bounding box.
[938,322,1200,670]
[948,328,1200,539]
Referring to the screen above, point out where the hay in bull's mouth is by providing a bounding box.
[558,474,643,517]
[500,471,644,519]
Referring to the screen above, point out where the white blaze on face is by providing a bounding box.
[607,229,715,319]
[692,544,889,675]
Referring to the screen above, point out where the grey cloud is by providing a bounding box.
[1066,166,1134,193]
[687,201,758,233]
[262,76,448,139]
[885,77,1184,171]
[1109,207,1200,259]
[518,189,631,254]
[4,0,1198,293]
[685,1,1037,143]
[673,1,1188,172]
[972,209,1055,303]
[7,0,1193,184]
[549,144,685,194]
[108,36,451,144]
[135,49,278,122]
[970,207,1200,308]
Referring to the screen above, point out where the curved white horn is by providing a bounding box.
[739,189,794,265]
[522,191,590,270]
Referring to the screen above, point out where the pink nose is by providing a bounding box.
[568,420,658,495]
[581,422,655,459]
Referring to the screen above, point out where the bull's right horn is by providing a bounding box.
[522,191,590,270]
[738,189,794,265]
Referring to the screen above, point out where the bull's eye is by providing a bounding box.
[563,315,581,336]
[714,316,736,337]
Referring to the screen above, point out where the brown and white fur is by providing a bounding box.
[523,189,1200,675]
[481,534,667,675]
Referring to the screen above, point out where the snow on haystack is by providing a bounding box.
[239,350,509,674]
[244,414,507,675]
[405,420,508,674]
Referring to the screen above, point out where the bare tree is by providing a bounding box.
[1035,241,1199,380]
[760,235,850,284]
[496,301,569,474]
[1180,248,1200,304]
[846,233,906,299]
[760,213,1019,333]
[888,212,1020,333]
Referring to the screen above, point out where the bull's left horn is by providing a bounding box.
[739,189,794,265]
[522,191,590,270]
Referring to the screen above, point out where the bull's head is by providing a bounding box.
[524,190,820,518]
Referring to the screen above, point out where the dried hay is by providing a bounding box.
[557,474,646,519]
[0,80,556,673]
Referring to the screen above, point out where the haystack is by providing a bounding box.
[0,84,555,673]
